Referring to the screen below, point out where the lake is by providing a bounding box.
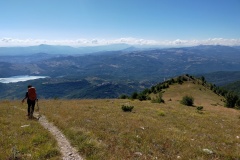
[0,75,49,83]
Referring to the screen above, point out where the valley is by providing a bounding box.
[1,45,240,99]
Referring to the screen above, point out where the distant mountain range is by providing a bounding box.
[0,44,240,99]
[1,44,240,78]
[0,44,133,55]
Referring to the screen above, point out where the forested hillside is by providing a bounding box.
[224,81,240,97]
[1,45,240,99]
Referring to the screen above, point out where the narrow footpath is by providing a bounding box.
[38,115,83,160]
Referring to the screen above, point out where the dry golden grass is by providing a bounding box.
[38,83,240,160]
[163,81,224,106]
[0,100,61,160]
[1,81,240,159]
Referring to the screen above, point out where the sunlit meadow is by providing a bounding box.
[1,81,240,159]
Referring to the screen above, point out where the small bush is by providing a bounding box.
[137,93,147,101]
[236,99,240,109]
[197,106,204,111]
[181,95,194,106]
[225,92,238,108]
[151,98,165,103]
[121,105,134,112]
[177,76,183,84]
[196,107,204,114]
[119,94,128,99]
[131,92,138,99]
[147,96,151,100]
[151,92,165,103]
[151,93,164,103]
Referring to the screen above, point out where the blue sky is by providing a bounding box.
[0,0,240,46]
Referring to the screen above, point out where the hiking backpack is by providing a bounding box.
[28,87,37,101]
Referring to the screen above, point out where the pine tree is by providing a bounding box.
[225,91,239,108]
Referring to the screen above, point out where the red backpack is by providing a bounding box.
[28,87,37,101]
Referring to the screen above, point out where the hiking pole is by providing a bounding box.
[36,99,39,112]
[36,99,41,120]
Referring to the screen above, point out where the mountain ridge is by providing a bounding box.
[0,43,133,55]
[1,45,240,99]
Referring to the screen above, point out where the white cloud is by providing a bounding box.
[0,37,240,47]
[91,39,98,44]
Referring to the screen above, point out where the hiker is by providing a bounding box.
[22,85,38,119]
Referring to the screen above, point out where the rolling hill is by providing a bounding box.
[1,74,239,159]
[1,45,240,99]
[1,45,240,79]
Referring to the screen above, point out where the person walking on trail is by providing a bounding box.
[22,85,37,119]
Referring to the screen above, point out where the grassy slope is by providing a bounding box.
[36,81,240,159]
[162,81,224,107]
[0,101,61,159]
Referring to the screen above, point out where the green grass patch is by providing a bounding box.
[0,101,60,160]
[157,110,166,116]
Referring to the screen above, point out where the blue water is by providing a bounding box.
[0,75,48,83]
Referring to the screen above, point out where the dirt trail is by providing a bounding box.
[17,105,83,159]
[38,115,83,160]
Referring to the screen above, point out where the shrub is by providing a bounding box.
[181,95,194,106]
[151,93,164,103]
[162,83,169,89]
[170,78,175,84]
[177,76,183,84]
[121,105,134,112]
[147,96,151,100]
[196,106,204,114]
[201,76,206,84]
[151,86,155,93]
[197,106,203,111]
[131,92,138,99]
[137,93,147,101]
[236,99,240,109]
[142,88,151,95]
[119,94,128,99]
[225,91,238,108]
